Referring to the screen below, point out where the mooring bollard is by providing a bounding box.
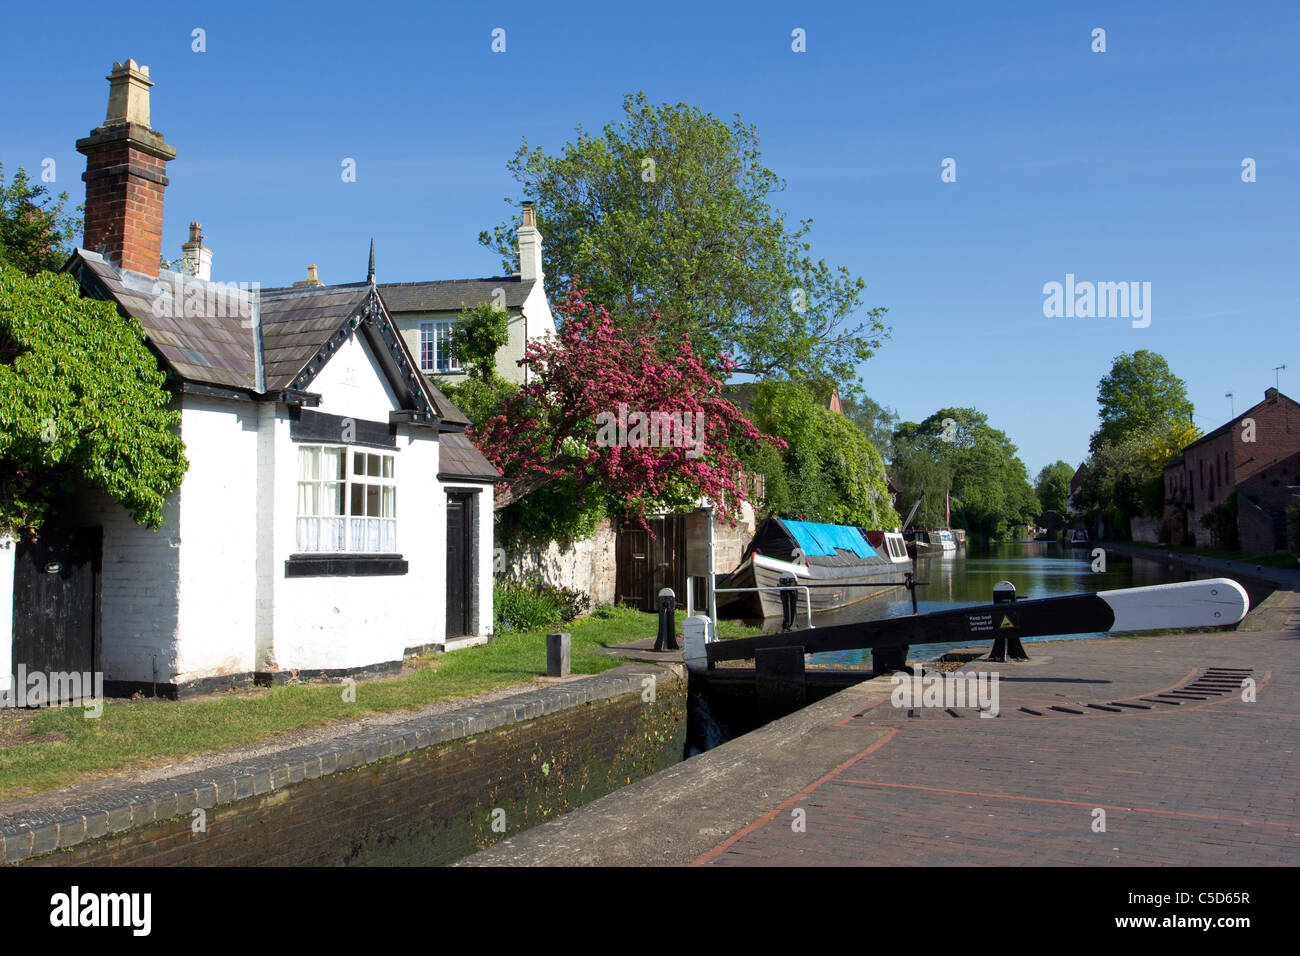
[988,580,1029,662]
[654,587,679,651]
[778,572,799,631]
[546,631,571,677]
[682,615,712,672]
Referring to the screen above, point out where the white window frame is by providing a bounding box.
[418,319,463,374]
[296,444,398,554]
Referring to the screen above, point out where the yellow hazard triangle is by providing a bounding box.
[999,615,1015,629]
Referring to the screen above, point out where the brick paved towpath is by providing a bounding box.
[465,588,1300,866]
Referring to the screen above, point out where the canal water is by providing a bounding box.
[793,541,1254,667]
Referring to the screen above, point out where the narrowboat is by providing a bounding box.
[1068,529,1091,546]
[863,529,911,564]
[718,518,907,619]
[904,529,957,556]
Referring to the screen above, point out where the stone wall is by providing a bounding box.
[504,518,618,605]
[1130,516,1162,544]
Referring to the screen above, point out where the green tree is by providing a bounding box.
[479,92,888,393]
[1034,460,1075,514]
[448,302,510,384]
[839,392,899,459]
[0,164,82,277]
[737,381,898,529]
[0,266,188,536]
[891,408,1039,539]
[1091,350,1194,451]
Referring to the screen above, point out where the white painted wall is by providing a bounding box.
[173,394,261,683]
[0,535,14,693]
[311,329,401,422]
[268,332,445,671]
[73,487,181,686]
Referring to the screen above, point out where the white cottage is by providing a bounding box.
[1,59,500,700]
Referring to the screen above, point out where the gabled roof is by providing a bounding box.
[377,277,534,313]
[66,251,445,426]
[258,283,371,390]
[1184,390,1297,452]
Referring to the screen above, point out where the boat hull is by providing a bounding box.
[719,553,906,619]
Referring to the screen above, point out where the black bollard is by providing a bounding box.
[654,587,679,651]
[779,572,799,631]
[988,580,1030,662]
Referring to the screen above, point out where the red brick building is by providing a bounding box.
[1164,388,1300,548]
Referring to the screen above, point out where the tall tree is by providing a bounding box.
[1091,350,1194,451]
[737,382,898,529]
[0,164,82,277]
[0,266,188,537]
[839,392,899,459]
[1035,460,1075,514]
[479,92,888,394]
[892,408,1039,539]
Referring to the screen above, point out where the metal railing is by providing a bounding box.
[712,585,815,631]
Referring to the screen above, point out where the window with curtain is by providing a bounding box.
[296,445,396,552]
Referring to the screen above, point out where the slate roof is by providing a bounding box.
[68,250,492,445]
[258,284,370,391]
[439,430,503,482]
[73,250,259,390]
[377,277,533,313]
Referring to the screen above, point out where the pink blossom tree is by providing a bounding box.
[476,279,782,527]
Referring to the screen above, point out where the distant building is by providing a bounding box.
[1164,388,1300,549]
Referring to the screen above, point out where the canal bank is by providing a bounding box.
[464,588,1300,866]
[1098,541,1300,593]
[0,663,685,866]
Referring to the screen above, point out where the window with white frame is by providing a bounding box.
[418,319,462,374]
[296,446,397,553]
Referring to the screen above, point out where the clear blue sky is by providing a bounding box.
[4,0,1296,478]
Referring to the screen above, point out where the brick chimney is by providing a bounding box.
[517,201,544,283]
[76,59,177,277]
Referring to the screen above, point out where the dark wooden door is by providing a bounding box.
[445,493,475,639]
[12,526,101,705]
[615,516,688,611]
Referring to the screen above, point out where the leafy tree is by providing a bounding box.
[1034,460,1075,514]
[0,266,188,536]
[447,302,510,384]
[839,392,899,459]
[891,408,1039,539]
[737,382,898,529]
[1076,419,1200,530]
[1091,350,1194,452]
[474,278,778,540]
[479,92,888,393]
[0,164,82,277]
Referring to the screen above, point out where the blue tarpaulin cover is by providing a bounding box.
[781,520,876,559]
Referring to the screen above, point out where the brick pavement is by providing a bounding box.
[469,589,1300,866]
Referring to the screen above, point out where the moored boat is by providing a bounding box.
[863,529,910,564]
[1068,529,1091,546]
[719,518,906,619]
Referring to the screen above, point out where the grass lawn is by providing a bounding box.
[0,605,763,801]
